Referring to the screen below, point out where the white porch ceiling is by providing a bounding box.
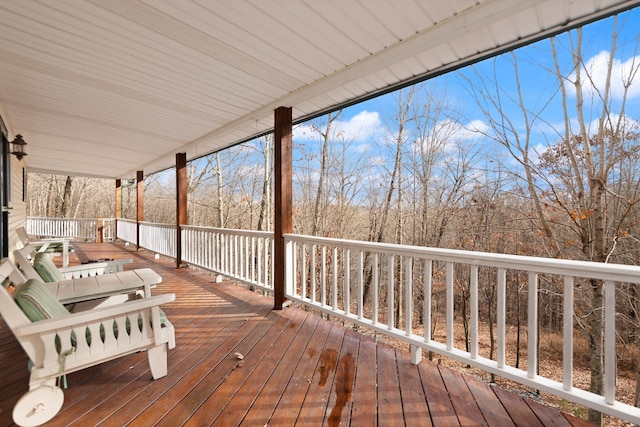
[0,0,638,179]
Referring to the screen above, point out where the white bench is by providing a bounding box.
[0,258,175,426]
[15,243,132,280]
[14,244,155,310]
[16,227,73,268]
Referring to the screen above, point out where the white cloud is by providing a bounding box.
[450,119,490,141]
[235,164,264,178]
[413,119,489,154]
[370,155,386,166]
[528,143,547,164]
[436,119,489,141]
[293,110,383,142]
[586,113,640,135]
[355,143,370,153]
[336,111,383,140]
[566,50,640,100]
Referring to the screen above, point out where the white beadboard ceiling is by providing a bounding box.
[0,0,638,179]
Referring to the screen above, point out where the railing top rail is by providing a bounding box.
[139,221,177,228]
[181,224,273,238]
[116,218,137,223]
[27,217,114,221]
[285,233,640,283]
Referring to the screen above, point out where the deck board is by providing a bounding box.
[325,328,359,426]
[241,313,321,425]
[396,348,432,426]
[440,365,488,426]
[266,315,333,426]
[0,242,598,427]
[464,375,517,427]
[296,323,346,426]
[419,359,460,426]
[146,305,277,425]
[350,336,378,426]
[212,309,310,426]
[377,344,405,426]
[494,386,545,427]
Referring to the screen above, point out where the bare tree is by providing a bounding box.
[256,135,273,232]
[463,16,640,423]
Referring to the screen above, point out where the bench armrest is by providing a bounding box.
[14,293,175,336]
[57,258,133,279]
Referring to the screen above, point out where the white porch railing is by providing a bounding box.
[117,220,176,259]
[28,216,640,424]
[26,217,115,241]
[284,233,640,425]
[181,225,274,293]
[116,218,137,246]
[116,222,274,292]
[139,221,177,259]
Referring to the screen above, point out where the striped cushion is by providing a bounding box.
[14,280,167,347]
[34,242,74,253]
[14,279,69,321]
[33,252,66,282]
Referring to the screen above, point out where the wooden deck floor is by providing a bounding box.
[0,242,595,426]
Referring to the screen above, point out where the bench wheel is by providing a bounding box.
[13,385,64,427]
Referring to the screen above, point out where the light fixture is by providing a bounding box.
[10,134,27,160]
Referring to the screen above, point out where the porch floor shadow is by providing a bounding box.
[0,242,595,426]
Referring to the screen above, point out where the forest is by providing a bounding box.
[26,14,640,425]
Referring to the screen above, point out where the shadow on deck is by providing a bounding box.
[0,242,595,426]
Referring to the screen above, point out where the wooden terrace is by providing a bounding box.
[0,242,594,426]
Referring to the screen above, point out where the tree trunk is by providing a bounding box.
[257,136,272,232]
[215,152,223,227]
[60,176,73,218]
[312,113,338,236]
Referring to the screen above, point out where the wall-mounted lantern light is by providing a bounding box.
[10,134,27,160]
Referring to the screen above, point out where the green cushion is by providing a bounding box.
[14,279,167,348]
[33,242,74,253]
[14,279,77,362]
[33,252,66,282]
[14,279,69,321]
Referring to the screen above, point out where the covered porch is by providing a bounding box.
[0,242,593,426]
[2,1,640,425]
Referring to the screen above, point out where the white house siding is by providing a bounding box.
[8,154,27,260]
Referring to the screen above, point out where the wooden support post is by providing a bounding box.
[274,106,292,310]
[115,179,122,241]
[97,218,104,243]
[115,179,122,219]
[176,153,187,268]
[136,170,144,250]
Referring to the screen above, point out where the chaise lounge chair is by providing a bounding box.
[15,227,73,268]
[14,245,161,311]
[0,258,175,426]
[15,243,132,280]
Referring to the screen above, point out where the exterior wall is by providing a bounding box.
[7,150,27,260]
[0,108,27,260]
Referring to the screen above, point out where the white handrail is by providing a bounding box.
[24,217,640,424]
[26,217,115,241]
[116,218,137,245]
[181,225,274,292]
[139,221,176,258]
[284,233,640,425]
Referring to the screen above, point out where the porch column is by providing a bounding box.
[176,153,187,268]
[273,106,292,310]
[115,179,122,219]
[115,179,122,242]
[136,170,144,250]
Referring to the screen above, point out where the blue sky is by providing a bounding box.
[159,7,640,203]
[294,6,640,158]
